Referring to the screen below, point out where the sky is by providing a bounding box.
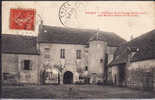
[2,1,155,41]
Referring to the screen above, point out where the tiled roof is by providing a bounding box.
[1,34,39,55]
[38,25,126,46]
[109,29,155,66]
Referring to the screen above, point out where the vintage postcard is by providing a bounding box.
[1,1,155,99]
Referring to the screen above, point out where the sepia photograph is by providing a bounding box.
[1,1,155,99]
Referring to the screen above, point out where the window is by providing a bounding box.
[60,49,65,59]
[76,50,81,59]
[24,60,31,70]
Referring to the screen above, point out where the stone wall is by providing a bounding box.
[39,43,88,83]
[2,54,19,84]
[110,59,155,91]
[127,59,155,90]
[2,53,39,84]
[39,42,116,84]
[2,42,117,85]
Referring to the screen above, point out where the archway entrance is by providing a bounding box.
[63,71,73,84]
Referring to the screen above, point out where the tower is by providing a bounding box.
[88,31,107,84]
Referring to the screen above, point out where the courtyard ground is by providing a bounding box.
[2,85,155,99]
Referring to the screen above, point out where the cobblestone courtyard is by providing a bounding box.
[2,85,155,99]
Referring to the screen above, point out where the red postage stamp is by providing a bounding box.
[10,8,36,31]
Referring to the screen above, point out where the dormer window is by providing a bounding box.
[131,52,136,58]
[127,47,139,62]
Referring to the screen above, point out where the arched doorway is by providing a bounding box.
[63,71,73,84]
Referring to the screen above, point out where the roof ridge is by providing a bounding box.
[39,25,126,46]
[110,28,155,66]
[42,25,119,35]
[130,29,155,41]
[117,29,155,47]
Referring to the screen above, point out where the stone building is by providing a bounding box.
[2,24,126,84]
[109,29,155,91]
[2,35,40,84]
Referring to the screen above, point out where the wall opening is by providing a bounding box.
[63,71,73,84]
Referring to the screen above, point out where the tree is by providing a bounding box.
[53,63,65,84]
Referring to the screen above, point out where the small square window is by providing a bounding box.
[24,60,31,70]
